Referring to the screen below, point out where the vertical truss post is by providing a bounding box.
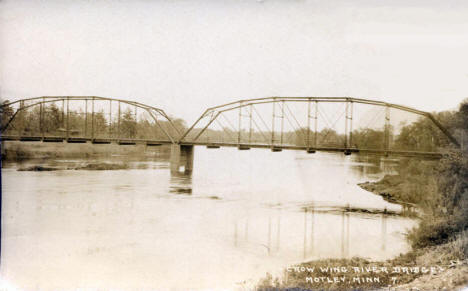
[345,101,349,148]
[344,100,354,149]
[40,97,44,138]
[307,99,311,149]
[271,100,275,146]
[249,104,253,144]
[135,105,137,139]
[152,112,158,139]
[91,97,95,139]
[117,101,121,141]
[84,99,88,137]
[109,100,112,137]
[384,105,390,152]
[19,100,25,135]
[62,99,65,128]
[280,100,284,145]
[220,116,224,143]
[314,101,318,148]
[349,101,353,147]
[238,101,242,144]
[66,98,70,140]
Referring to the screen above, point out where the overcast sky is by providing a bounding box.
[1,0,468,124]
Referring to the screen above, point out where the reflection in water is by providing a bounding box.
[341,212,345,258]
[346,212,350,257]
[267,216,271,254]
[352,155,399,180]
[304,208,308,259]
[245,216,249,242]
[341,212,350,259]
[382,213,387,251]
[310,208,315,257]
[231,206,392,264]
[169,172,193,195]
[276,210,281,252]
[234,221,238,247]
[2,149,416,290]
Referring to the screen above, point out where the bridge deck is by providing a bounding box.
[1,135,443,158]
[0,135,172,146]
[181,141,443,159]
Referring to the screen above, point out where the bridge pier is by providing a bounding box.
[1,140,5,160]
[170,144,194,175]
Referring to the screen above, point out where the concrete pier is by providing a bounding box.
[1,140,5,159]
[170,144,194,175]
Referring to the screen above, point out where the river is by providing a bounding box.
[1,146,417,290]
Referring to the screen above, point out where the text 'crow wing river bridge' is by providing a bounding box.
[0,96,461,174]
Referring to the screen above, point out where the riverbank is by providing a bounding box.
[358,174,412,205]
[257,231,468,290]
[358,175,420,217]
[1,140,171,161]
[257,162,468,290]
[17,162,130,171]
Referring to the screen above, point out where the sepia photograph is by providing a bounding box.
[1,1,468,290]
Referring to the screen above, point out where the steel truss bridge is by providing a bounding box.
[0,96,461,168]
[0,96,180,146]
[178,97,459,158]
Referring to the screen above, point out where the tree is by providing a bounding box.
[1,100,14,131]
[318,128,342,146]
[406,101,468,248]
[44,103,62,133]
[93,110,108,136]
[121,108,136,138]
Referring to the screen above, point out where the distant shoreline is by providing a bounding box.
[1,140,170,162]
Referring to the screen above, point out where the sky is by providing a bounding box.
[1,0,468,124]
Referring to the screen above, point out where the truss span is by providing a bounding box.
[179,97,459,155]
[1,96,460,157]
[1,96,181,144]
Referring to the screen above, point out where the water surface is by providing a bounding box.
[1,147,416,290]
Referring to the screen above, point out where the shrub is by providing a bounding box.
[408,150,468,249]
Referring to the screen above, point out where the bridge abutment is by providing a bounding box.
[170,144,194,175]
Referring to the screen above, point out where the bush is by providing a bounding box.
[408,151,468,249]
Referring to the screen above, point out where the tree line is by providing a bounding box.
[394,100,467,248]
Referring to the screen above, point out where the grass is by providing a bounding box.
[256,231,468,290]
[74,162,129,170]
